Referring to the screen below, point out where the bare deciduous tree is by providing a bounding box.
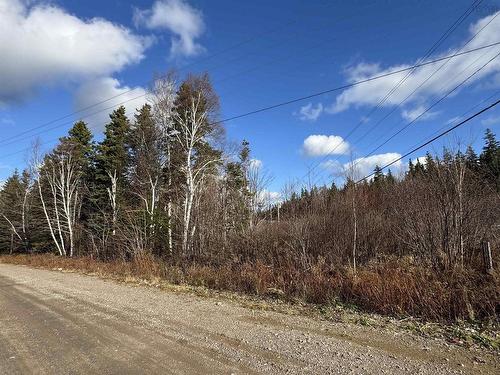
[149,73,178,254]
[247,159,273,227]
[107,170,118,237]
[34,141,82,257]
[174,93,221,254]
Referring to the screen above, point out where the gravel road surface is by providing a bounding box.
[0,263,497,374]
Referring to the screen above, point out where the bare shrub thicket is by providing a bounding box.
[1,72,499,322]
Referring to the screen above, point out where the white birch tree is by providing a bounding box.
[174,93,221,254]
[149,74,177,254]
[35,144,82,257]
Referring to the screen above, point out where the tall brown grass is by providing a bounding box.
[2,253,497,323]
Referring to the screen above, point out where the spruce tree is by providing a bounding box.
[94,106,132,210]
[479,129,499,189]
[386,169,396,184]
[63,121,93,160]
[414,159,425,175]
[130,103,161,198]
[465,145,479,172]
[129,104,168,249]
[130,104,159,169]
[0,170,25,252]
[372,165,384,186]
[423,152,435,175]
[408,159,415,178]
[61,121,94,225]
[85,106,133,247]
[225,159,247,232]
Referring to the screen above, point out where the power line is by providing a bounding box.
[171,0,335,73]
[361,48,500,160]
[0,0,376,145]
[364,0,483,114]
[0,13,409,148]
[1,41,499,160]
[408,89,500,149]
[335,47,500,187]
[0,1,483,147]
[295,0,487,185]
[211,43,500,124]
[353,11,499,148]
[355,98,500,183]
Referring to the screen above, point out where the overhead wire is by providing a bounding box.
[355,98,500,183]
[296,0,488,185]
[1,42,499,160]
[0,0,372,144]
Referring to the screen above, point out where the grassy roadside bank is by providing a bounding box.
[1,253,498,351]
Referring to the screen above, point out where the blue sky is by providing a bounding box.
[1,0,500,195]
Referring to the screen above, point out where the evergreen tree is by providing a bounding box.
[85,106,133,245]
[0,168,47,253]
[129,104,168,250]
[442,148,453,165]
[386,169,396,184]
[93,106,132,211]
[61,121,94,224]
[414,159,425,175]
[130,104,162,198]
[465,145,479,172]
[408,159,415,178]
[169,74,221,199]
[0,170,26,252]
[62,121,94,161]
[479,129,500,189]
[130,105,159,165]
[423,152,435,175]
[225,156,248,232]
[300,187,309,199]
[372,165,384,186]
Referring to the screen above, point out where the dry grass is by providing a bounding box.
[3,253,499,354]
[1,253,498,324]
[339,261,499,322]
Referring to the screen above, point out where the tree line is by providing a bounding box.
[0,73,260,259]
[274,131,499,273]
[0,72,499,320]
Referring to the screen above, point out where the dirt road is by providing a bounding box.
[0,263,497,374]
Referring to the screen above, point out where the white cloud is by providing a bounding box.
[134,0,205,58]
[327,12,500,116]
[297,103,323,121]
[74,77,146,132]
[249,158,262,169]
[415,156,427,165]
[343,62,381,82]
[481,115,500,126]
[477,72,500,90]
[257,190,282,207]
[302,135,350,157]
[322,153,403,180]
[0,0,150,105]
[349,153,403,179]
[401,105,439,122]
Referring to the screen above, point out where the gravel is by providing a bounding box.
[0,263,498,374]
